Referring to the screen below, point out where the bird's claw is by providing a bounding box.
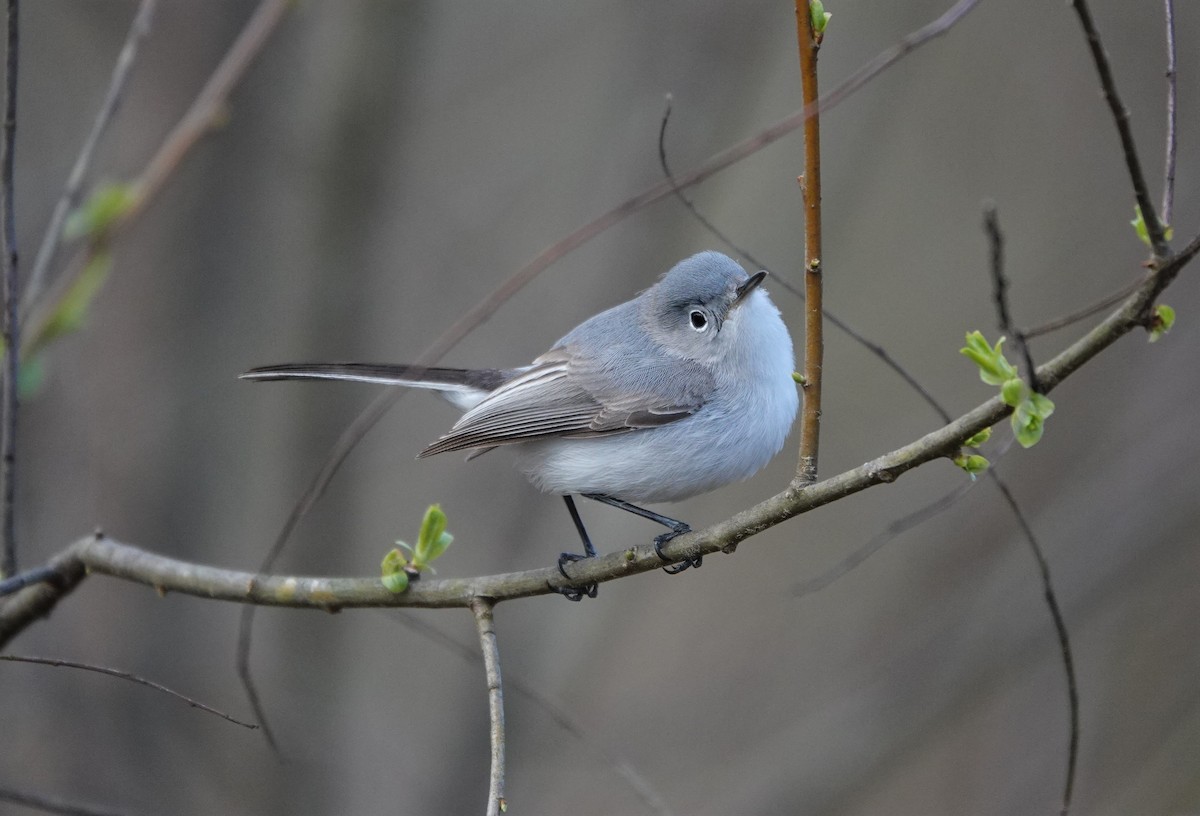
[654,524,700,574]
[553,552,598,600]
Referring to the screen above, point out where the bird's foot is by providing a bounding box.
[653,524,700,574]
[552,552,598,601]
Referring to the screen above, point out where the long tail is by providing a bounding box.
[240,363,509,409]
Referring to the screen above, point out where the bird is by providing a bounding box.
[242,251,799,599]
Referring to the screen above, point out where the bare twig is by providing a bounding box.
[795,0,824,485]
[0,0,17,580]
[1021,276,1147,339]
[1162,0,1177,226]
[0,786,125,816]
[985,474,1078,816]
[985,204,1040,392]
[21,0,157,320]
[0,654,257,728]
[1069,0,1168,258]
[0,563,57,595]
[471,598,506,816]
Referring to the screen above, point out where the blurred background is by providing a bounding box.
[5,1,1198,813]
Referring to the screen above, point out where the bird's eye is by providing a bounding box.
[689,310,709,331]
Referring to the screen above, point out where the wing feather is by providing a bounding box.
[418,346,714,456]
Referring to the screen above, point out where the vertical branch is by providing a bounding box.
[1161,0,1177,227]
[471,598,506,816]
[794,1,824,485]
[0,0,17,579]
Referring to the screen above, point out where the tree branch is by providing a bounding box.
[3,230,1195,642]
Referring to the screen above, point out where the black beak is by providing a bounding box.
[733,270,768,307]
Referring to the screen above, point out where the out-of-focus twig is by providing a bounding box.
[21,0,158,320]
[22,0,291,352]
[0,785,124,816]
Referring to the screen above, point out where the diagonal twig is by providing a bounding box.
[1069,0,1168,258]
[0,654,257,729]
[0,786,125,816]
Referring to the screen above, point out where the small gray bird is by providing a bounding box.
[243,251,799,599]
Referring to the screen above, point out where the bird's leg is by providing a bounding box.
[552,495,598,601]
[582,493,700,574]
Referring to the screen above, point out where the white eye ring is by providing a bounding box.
[689,310,709,332]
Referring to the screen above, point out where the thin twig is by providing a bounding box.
[21,0,157,320]
[986,475,1078,815]
[0,0,17,580]
[795,0,824,485]
[1161,0,1177,227]
[0,563,61,596]
[985,204,1040,392]
[0,654,257,729]
[471,598,506,816]
[0,786,125,816]
[1069,0,1168,258]
[1021,276,1147,339]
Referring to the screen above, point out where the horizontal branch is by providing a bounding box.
[0,231,1195,636]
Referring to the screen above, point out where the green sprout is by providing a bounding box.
[809,0,832,36]
[64,182,135,243]
[962,427,992,449]
[381,504,455,594]
[1130,205,1173,248]
[953,453,989,479]
[1148,304,1175,343]
[960,331,1055,449]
